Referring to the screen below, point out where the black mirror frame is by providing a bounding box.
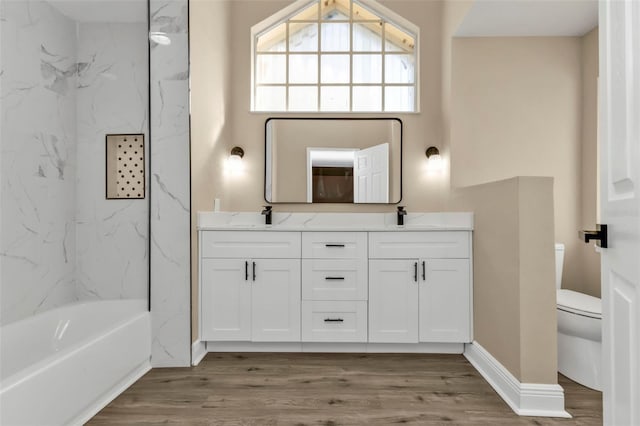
[264,117,403,205]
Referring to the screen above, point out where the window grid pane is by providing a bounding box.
[384,53,415,84]
[253,0,417,112]
[384,86,414,112]
[289,22,318,52]
[353,85,382,111]
[321,23,350,52]
[321,86,350,111]
[256,55,286,84]
[289,86,318,111]
[353,54,382,83]
[289,54,318,84]
[257,23,286,52]
[353,22,382,52]
[321,54,350,83]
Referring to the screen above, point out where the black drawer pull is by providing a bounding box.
[325,276,345,280]
[324,318,344,322]
[325,244,345,247]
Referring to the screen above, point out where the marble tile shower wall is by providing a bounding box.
[76,23,149,301]
[0,2,149,325]
[1,1,78,325]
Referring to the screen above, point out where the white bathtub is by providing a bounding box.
[0,300,151,425]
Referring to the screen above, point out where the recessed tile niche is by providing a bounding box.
[106,134,145,199]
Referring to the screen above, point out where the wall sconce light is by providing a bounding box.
[226,146,245,176]
[230,146,244,160]
[425,146,444,174]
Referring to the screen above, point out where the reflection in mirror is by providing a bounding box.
[265,118,401,204]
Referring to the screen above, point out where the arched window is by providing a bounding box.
[251,0,419,112]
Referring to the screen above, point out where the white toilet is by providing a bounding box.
[555,243,602,391]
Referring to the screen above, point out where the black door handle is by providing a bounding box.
[579,224,608,248]
[325,276,345,280]
[252,261,256,281]
[414,262,418,282]
[422,261,426,281]
[245,261,248,281]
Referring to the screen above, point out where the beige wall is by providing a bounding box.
[190,0,232,341]
[451,177,557,383]
[441,0,473,178]
[451,36,587,296]
[578,28,601,297]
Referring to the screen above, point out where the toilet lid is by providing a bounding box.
[557,289,602,319]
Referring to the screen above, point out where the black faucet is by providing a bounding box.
[397,206,407,226]
[261,205,273,225]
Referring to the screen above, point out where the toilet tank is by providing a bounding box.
[555,243,565,289]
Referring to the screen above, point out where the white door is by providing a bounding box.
[200,259,251,341]
[599,1,640,424]
[419,259,471,343]
[251,259,301,342]
[354,143,389,203]
[368,259,419,343]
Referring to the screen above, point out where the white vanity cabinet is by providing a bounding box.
[368,232,472,344]
[198,213,473,352]
[200,231,301,342]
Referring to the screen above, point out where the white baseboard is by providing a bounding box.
[192,340,207,366]
[464,342,570,418]
[71,360,151,426]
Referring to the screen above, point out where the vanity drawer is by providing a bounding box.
[302,232,367,259]
[369,232,470,259]
[302,301,367,342]
[200,231,301,259]
[302,259,367,301]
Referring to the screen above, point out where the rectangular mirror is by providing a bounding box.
[265,118,402,204]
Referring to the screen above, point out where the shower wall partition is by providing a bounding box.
[0,1,149,323]
[149,0,191,367]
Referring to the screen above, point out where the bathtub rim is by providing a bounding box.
[0,301,149,392]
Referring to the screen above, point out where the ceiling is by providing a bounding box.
[47,0,146,23]
[456,0,598,37]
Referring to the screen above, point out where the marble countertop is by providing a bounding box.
[197,212,474,231]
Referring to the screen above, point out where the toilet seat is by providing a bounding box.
[557,289,602,319]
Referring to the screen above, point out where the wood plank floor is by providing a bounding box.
[88,353,602,425]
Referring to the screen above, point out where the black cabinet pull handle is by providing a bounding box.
[252,262,256,281]
[422,261,426,281]
[325,244,345,247]
[325,276,345,280]
[245,261,248,281]
[324,318,344,322]
[414,262,418,282]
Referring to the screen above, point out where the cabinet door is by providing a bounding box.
[201,259,251,341]
[419,259,471,343]
[369,259,419,343]
[251,259,301,342]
